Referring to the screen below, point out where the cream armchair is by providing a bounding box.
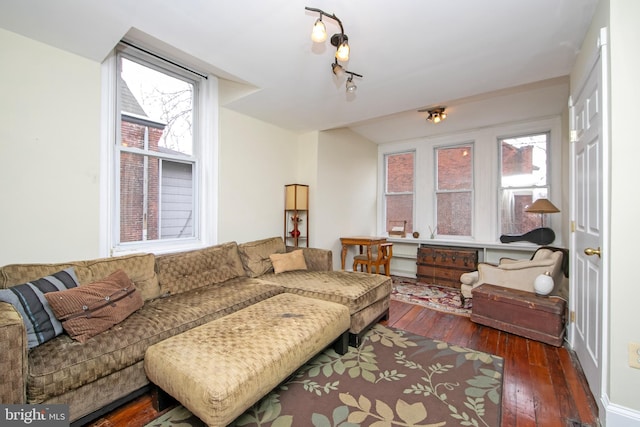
[460,247,567,300]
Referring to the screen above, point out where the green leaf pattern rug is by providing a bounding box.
[146,325,503,427]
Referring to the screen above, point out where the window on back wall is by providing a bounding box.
[384,152,414,235]
[499,132,550,235]
[116,46,201,248]
[435,144,474,237]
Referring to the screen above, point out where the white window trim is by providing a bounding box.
[99,46,218,257]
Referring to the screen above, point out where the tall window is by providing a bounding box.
[384,152,414,234]
[499,132,550,235]
[435,144,473,237]
[116,47,202,248]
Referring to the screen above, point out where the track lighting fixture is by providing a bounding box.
[419,107,448,124]
[306,6,364,92]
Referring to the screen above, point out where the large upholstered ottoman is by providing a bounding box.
[144,293,350,426]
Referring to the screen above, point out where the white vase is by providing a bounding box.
[534,272,554,295]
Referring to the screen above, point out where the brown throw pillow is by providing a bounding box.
[270,250,308,274]
[44,269,143,343]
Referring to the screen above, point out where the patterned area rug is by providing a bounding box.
[145,324,503,427]
[391,276,473,317]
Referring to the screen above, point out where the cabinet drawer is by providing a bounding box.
[417,247,477,268]
[417,266,465,288]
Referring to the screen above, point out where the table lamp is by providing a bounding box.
[524,198,560,245]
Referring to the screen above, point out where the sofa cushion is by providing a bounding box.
[1,262,91,289]
[260,270,392,315]
[238,237,286,277]
[26,278,282,404]
[270,250,307,274]
[45,269,144,343]
[155,242,246,296]
[0,268,80,349]
[84,253,160,301]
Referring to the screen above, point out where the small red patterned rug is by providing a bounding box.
[391,276,472,317]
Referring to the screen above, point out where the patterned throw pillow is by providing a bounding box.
[0,268,79,348]
[44,269,143,343]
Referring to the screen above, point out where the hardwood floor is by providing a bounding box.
[85,300,598,427]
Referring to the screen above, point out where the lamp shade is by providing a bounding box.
[285,184,309,210]
[335,41,350,61]
[311,19,327,42]
[525,198,560,214]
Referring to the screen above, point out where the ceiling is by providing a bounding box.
[0,1,598,143]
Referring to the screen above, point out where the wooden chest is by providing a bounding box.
[470,284,566,347]
[416,245,478,288]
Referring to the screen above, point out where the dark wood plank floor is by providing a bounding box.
[85,299,598,427]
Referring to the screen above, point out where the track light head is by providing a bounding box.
[344,71,363,93]
[330,33,350,62]
[332,61,345,78]
[346,76,357,93]
[311,18,327,42]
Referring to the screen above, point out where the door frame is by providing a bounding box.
[568,26,609,421]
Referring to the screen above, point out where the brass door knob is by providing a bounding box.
[584,247,601,258]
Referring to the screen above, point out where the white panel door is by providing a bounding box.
[570,29,608,417]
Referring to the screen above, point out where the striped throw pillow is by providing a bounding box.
[0,268,79,348]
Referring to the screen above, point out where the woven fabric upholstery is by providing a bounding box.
[0,253,160,302]
[155,242,246,296]
[26,279,282,404]
[84,254,160,301]
[261,271,391,334]
[1,262,91,289]
[144,293,350,427]
[237,237,286,277]
[41,361,150,422]
[0,301,27,404]
[285,246,333,271]
[261,270,391,315]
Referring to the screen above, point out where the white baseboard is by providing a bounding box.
[603,396,640,426]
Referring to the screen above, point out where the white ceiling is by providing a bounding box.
[0,0,598,143]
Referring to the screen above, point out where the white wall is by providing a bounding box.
[217,108,300,244]
[0,27,310,265]
[0,28,102,264]
[607,0,640,416]
[313,128,378,269]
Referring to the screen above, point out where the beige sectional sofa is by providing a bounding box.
[0,237,391,425]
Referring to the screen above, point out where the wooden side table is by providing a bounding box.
[340,236,387,270]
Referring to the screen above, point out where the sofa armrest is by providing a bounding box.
[286,246,333,271]
[0,302,27,404]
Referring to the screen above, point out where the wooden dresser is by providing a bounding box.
[416,244,478,288]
